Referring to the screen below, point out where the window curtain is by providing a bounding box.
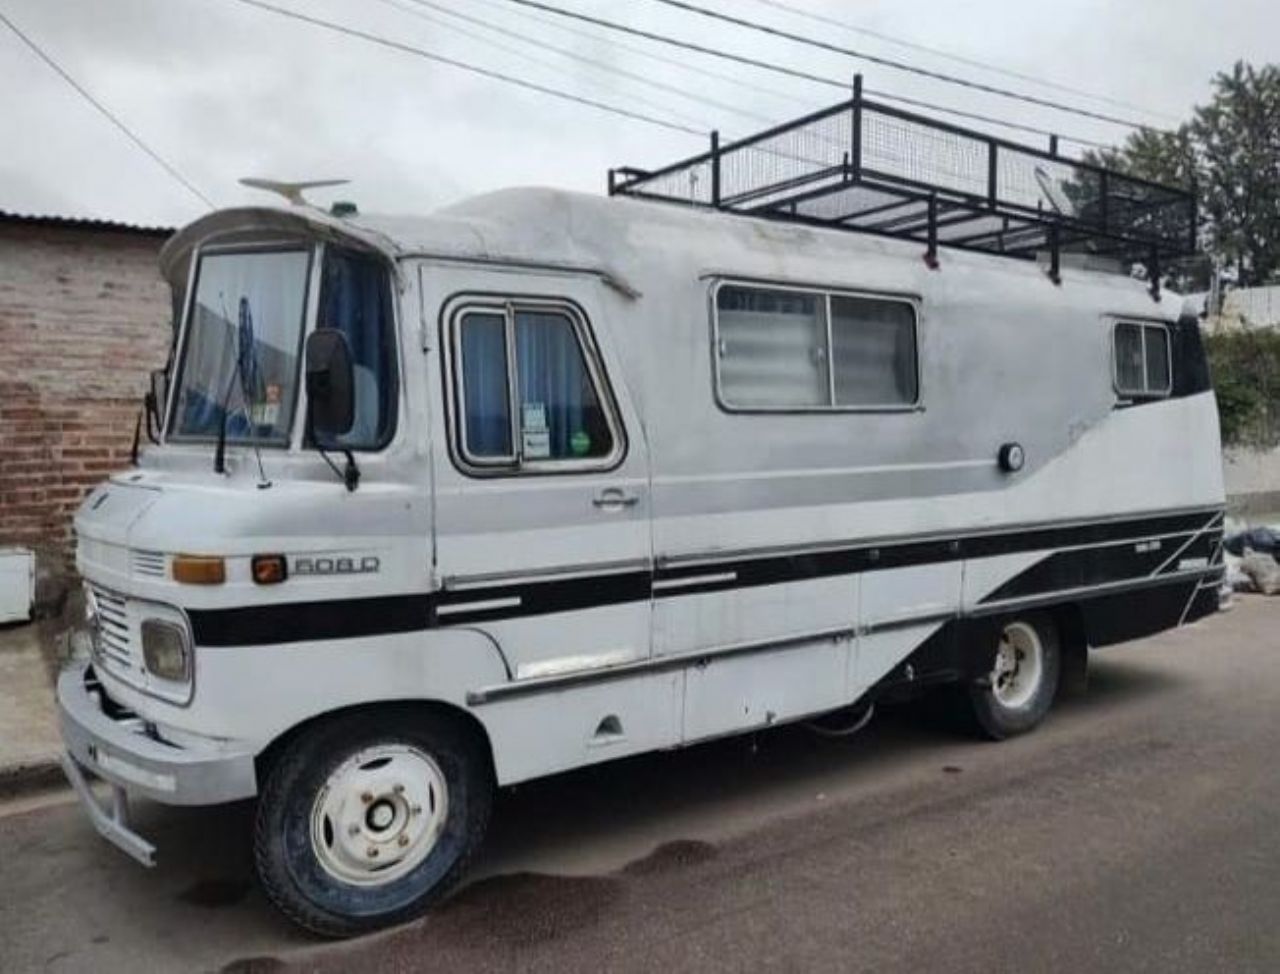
[460,313,511,456]
[515,311,598,458]
[717,288,828,407]
[319,250,395,447]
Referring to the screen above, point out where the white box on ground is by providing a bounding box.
[0,547,35,624]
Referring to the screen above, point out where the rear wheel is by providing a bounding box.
[254,709,492,937]
[963,613,1060,740]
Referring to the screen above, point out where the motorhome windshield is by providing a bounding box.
[170,248,311,444]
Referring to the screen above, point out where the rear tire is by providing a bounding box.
[253,708,492,938]
[963,612,1060,740]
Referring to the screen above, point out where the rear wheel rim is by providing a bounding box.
[990,621,1044,710]
[309,744,449,887]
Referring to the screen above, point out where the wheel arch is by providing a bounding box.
[254,697,496,788]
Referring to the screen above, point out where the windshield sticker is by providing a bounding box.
[523,429,551,459]
[570,430,591,456]
[252,383,282,427]
[522,402,548,432]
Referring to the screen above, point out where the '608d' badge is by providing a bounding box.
[293,555,380,576]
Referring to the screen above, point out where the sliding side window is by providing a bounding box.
[715,283,918,411]
[454,303,620,471]
[1113,321,1171,399]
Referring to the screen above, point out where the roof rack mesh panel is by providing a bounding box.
[611,94,1196,271]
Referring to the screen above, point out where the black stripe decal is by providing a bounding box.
[188,508,1222,646]
[190,594,431,648]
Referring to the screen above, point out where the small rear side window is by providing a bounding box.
[1113,321,1171,398]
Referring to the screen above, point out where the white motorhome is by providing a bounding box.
[58,96,1225,935]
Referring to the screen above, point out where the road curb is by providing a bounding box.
[0,756,66,800]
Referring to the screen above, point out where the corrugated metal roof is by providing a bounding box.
[0,209,173,237]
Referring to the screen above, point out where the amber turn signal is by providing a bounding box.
[251,554,288,585]
[171,554,226,585]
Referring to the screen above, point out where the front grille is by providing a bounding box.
[131,550,167,578]
[89,584,146,690]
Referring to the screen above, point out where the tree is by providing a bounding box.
[1084,126,1207,291]
[1101,61,1280,289]
[1090,58,1280,289]
[1192,62,1280,287]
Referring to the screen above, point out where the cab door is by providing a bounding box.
[427,277,652,681]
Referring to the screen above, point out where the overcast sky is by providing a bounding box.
[1,0,1276,228]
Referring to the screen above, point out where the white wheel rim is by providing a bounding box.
[990,621,1044,710]
[309,744,449,887]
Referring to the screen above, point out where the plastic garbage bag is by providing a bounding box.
[1240,551,1280,596]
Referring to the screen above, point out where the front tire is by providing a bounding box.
[963,613,1060,740]
[254,708,492,938]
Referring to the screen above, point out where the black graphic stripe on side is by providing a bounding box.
[190,594,432,647]
[654,510,1220,598]
[432,570,652,626]
[189,508,1223,646]
[979,544,1171,604]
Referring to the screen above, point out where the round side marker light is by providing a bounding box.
[998,442,1026,474]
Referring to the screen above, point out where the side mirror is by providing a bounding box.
[305,329,355,440]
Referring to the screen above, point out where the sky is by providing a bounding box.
[0,0,1276,229]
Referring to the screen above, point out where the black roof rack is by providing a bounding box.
[610,77,1196,299]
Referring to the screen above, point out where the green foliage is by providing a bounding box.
[1192,62,1280,287]
[1100,60,1280,289]
[1204,329,1280,447]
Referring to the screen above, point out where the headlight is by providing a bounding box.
[141,619,191,683]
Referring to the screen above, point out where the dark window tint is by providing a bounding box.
[459,312,513,459]
[1144,325,1170,392]
[317,248,398,449]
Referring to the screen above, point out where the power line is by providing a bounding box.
[0,9,214,208]
[464,0,816,111]
[225,0,705,137]
[746,0,1176,123]
[377,0,715,131]
[870,90,1109,149]
[392,0,774,126]
[645,0,1160,130]
[504,0,846,90]
[499,0,1113,150]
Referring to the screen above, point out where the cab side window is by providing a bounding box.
[317,247,398,449]
[453,302,620,471]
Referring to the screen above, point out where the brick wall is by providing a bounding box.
[0,220,171,578]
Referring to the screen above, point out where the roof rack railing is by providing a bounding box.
[609,75,1196,301]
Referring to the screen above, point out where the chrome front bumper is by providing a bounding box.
[57,661,258,866]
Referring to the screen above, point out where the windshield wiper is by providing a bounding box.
[213,295,272,488]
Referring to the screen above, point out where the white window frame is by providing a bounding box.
[710,279,921,414]
[446,297,626,476]
[1111,319,1173,400]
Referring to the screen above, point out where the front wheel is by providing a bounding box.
[963,613,1061,740]
[253,709,492,937]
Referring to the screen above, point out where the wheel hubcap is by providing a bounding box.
[310,744,448,886]
[990,621,1044,710]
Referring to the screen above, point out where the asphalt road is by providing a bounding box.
[2,596,1279,974]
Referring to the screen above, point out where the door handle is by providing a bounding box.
[592,488,640,510]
